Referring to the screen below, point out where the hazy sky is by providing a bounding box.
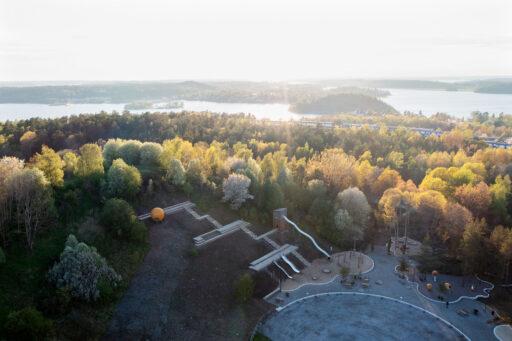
[1,0,511,81]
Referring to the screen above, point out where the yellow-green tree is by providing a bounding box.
[31,145,64,187]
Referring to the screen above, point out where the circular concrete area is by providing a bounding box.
[333,251,374,275]
[258,293,467,341]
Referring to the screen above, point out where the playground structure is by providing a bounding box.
[273,208,331,258]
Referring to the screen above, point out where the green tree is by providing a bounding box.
[102,139,123,168]
[186,158,205,186]
[76,143,104,177]
[100,198,144,239]
[261,180,284,212]
[106,159,142,200]
[140,142,163,168]
[48,235,121,301]
[165,158,186,187]
[4,307,53,340]
[490,175,511,223]
[31,145,64,187]
[62,151,78,175]
[118,140,142,165]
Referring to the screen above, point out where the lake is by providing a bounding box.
[0,101,300,121]
[384,88,512,117]
[1,89,511,121]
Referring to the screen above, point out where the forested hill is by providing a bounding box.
[289,94,397,115]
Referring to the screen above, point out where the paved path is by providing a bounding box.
[267,245,497,340]
[261,293,467,340]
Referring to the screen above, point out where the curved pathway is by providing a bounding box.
[260,293,467,340]
[266,245,498,340]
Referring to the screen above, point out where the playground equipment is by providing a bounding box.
[281,215,331,259]
[281,255,300,273]
[273,261,293,279]
[151,207,165,222]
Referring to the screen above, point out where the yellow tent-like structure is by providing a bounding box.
[151,207,165,222]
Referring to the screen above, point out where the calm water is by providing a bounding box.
[384,88,512,117]
[0,101,300,121]
[1,89,512,121]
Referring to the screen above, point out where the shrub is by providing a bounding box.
[100,198,138,238]
[188,247,199,257]
[129,221,148,243]
[48,235,121,301]
[39,287,72,316]
[234,273,254,303]
[4,307,53,340]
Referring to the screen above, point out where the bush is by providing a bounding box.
[39,287,72,316]
[4,307,53,340]
[234,273,254,304]
[48,235,121,301]
[100,198,138,238]
[129,221,148,243]
[188,247,199,257]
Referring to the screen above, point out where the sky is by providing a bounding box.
[1,0,511,81]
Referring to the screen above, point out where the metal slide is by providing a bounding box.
[273,261,292,279]
[281,255,300,273]
[282,216,331,258]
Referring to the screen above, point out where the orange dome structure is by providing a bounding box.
[151,207,165,222]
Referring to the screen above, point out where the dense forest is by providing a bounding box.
[2,78,511,106]
[289,93,397,115]
[2,111,512,338]
[0,81,389,105]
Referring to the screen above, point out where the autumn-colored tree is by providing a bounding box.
[490,226,512,280]
[461,219,488,276]
[454,182,492,217]
[372,168,403,198]
[439,202,473,254]
[413,190,447,238]
[306,148,357,193]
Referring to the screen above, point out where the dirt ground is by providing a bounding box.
[105,209,275,340]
